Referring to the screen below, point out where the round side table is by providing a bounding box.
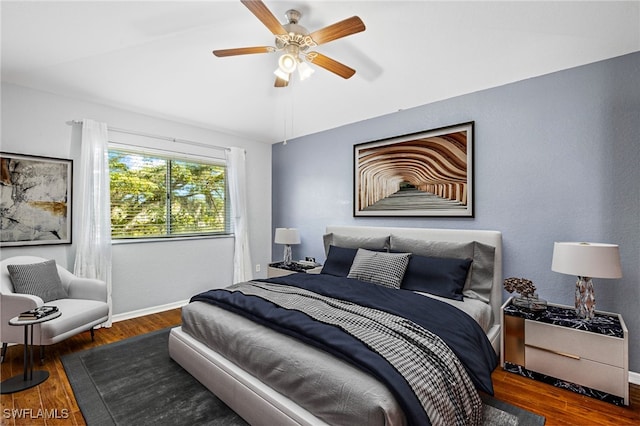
[1,310,61,394]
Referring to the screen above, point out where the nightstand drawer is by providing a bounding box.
[525,346,626,397]
[525,320,624,366]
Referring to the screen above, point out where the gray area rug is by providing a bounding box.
[62,328,545,425]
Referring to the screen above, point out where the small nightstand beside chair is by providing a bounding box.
[1,256,109,363]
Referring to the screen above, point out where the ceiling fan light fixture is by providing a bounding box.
[297,60,315,81]
[278,53,297,74]
[274,67,290,82]
[211,2,366,87]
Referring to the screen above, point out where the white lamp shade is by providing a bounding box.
[278,54,297,73]
[297,61,315,81]
[274,228,300,245]
[552,242,622,279]
[274,67,290,81]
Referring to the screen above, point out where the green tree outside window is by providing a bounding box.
[109,150,228,238]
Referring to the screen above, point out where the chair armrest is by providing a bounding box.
[67,278,107,302]
[1,293,43,321]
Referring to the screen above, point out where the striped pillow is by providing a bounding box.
[7,259,68,303]
[347,249,410,289]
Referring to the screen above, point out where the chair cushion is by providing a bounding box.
[39,298,109,342]
[7,259,69,302]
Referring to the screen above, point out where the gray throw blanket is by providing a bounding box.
[232,281,483,425]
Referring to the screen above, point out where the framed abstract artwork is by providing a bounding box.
[354,122,474,217]
[0,152,73,246]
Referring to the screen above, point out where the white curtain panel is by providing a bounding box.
[74,119,113,326]
[226,147,253,283]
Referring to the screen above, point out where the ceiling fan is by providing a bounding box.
[213,0,366,87]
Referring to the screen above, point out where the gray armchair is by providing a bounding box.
[1,256,109,362]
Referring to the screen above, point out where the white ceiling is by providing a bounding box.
[2,1,639,144]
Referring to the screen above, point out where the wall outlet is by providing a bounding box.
[255,264,261,272]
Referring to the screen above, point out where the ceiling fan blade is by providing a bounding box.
[309,16,365,45]
[274,76,289,87]
[307,52,356,79]
[241,0,287,36]
[212,46,274,57]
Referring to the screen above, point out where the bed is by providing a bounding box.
[168,226,503,425]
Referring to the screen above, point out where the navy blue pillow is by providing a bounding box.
[321,245,358,277]
[401,255,473,301]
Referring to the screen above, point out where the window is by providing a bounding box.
[108,149,229,239]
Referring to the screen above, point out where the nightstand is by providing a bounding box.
[501,297,629,406]
[267,262,323,278]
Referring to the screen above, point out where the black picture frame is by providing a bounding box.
[354,122,474,217]
[1,152,73,246]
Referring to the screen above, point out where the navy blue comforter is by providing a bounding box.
[191,273,498,425]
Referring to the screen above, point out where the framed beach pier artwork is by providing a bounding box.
[1,152,73,246]
[354,122,474,217]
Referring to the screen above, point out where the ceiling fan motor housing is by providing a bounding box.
[285,9,301,24]
[275,10,316,51]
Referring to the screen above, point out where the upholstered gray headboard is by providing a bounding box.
[325,225,503,352]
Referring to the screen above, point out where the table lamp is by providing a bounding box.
[274,228,300,265]
[551,242,622,320]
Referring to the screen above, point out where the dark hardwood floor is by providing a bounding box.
[1,308,638,425]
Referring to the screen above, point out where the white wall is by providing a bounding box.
[1,83,272,315]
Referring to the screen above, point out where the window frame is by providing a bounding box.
[107,145,231,241]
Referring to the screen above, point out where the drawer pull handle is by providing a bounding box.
[527,344,581,360]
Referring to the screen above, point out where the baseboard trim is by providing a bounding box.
[112,299,189,323]
[629,371,640,386]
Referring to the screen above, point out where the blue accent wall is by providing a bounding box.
[273,51,640,372]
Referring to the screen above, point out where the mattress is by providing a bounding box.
[182,300,406,426]
[181,287,493,426]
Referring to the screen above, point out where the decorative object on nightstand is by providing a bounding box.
[551,242,622,320]
[274,228,300,266]
[267,261,323,278]
[503,277,547,311]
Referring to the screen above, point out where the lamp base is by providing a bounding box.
[575,276,595,320]
[283,245,292,266]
